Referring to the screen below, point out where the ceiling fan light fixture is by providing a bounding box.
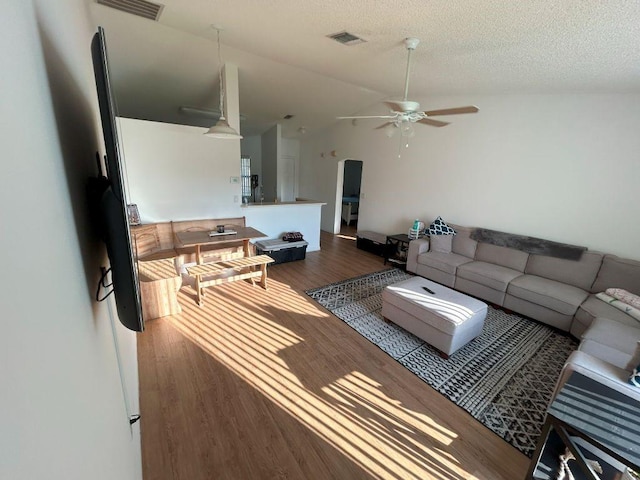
[384,123,397,138]
[400,121,415,138]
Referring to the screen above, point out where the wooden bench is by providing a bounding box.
[186,252,275,306]
[131,223,177,261]
[138,258,182,320]
[130,216,248,262]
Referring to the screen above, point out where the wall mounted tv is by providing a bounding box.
[91,27,144,332]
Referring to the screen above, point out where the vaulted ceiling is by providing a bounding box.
[88,0,640,138]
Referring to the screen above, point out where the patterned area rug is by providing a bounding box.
[305,268,577,457]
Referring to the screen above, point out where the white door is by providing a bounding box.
[280,154,296,202]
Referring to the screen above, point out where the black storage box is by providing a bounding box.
[255,239,308,264]
[356,231,388,257]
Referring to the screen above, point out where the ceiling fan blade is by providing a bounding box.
[424,106,479,116]
[374,122,395,130]
[337,115,398,120]
[418,118,450,127]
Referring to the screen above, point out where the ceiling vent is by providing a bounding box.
[327,31,366,46]
[96,0,164,21]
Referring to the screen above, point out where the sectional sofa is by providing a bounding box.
[406,223,640,399]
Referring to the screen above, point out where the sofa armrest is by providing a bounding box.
[406,238,430,273]
[551,350,640,406]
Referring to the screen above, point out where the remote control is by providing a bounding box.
[422,286,435,294]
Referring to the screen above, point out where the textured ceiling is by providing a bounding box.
[89,0,640,137]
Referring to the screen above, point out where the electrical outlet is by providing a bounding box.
[230,176,240,184]
[233,195,239,203]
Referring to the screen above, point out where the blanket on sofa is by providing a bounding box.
[470,228,587,260]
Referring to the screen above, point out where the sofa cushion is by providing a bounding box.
[474,242,529,272]
[430,234,453,253]
[591,254,640,295]
[457,261,523,292]
[507,275,588,316]
[449,224,478,259]
[417,251,473,275]
[579,339,633,372]
[576,295,640,328]
[581,317,640,355]
[525,251,603,292]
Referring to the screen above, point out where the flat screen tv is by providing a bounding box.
[91,27,144,332]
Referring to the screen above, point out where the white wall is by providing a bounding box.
[299,94,640,259]
[120,118,244,221]
[1,1,141,478]
[299,142,339,232]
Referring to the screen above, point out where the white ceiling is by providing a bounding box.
[88,0,640,137]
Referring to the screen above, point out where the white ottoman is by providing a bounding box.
[381,276,487,358]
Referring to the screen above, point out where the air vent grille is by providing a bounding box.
[97,0,164,21]
[327,31,366,46]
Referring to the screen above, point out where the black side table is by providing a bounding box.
[384,234,411,269]
[527,372,640,479]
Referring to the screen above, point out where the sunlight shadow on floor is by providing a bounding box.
[162,278,482,480]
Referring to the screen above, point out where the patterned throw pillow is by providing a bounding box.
[595,292,640,322]
[606,288,640,310]
[426,216,457,236]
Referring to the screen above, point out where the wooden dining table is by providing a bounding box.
[175,226,267,264]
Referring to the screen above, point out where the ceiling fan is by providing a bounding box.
[337,37,478,135]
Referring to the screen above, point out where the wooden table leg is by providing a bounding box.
[260,263,268,289]
[244,239,256,285]
[195,274,202,306]
[195,245,205,301]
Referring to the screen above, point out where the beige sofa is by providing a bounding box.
[406,224,640,336]
[406,223,640,401]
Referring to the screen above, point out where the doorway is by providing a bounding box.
[335,159,363,236]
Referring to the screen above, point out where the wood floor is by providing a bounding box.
[138,231,530,480]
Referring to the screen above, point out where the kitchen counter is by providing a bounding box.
[241,199,325,207]
[242,200,326,252]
